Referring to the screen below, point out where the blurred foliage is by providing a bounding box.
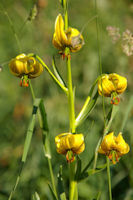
[0,0,133,199]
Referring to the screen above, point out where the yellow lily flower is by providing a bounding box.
[98,73,127,104]
[99,132,130,164]
[55,133,85,162]
[52,14,84,53]
[9,54,43,87]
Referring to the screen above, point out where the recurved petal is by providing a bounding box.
[55,14,68,47]
[115,133,130,155]
[109,73,127,94]
[52,33,63,50]
[100,132,116,152]
[98,75,115,97]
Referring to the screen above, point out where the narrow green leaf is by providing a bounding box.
[75,91,99,127]
[8,99,40,200]
[39,99,49,131]
[57,166,67,200]
[38,99,51,158]
[59,0,66,8]
[32,192,40,200]
[81,155,94,176]
[104,105,119,135]
[96,191,101,200]
[22,98,40,162]
[48,184,58,200]
[52,57,66,87]
[75,156,82,181]
[79,163,107,181]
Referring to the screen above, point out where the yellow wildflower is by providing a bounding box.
[52,14,84,53]
[98,73,127,105]
[55,133,85,162]
[99,132,130,164]
[9,54,43,87]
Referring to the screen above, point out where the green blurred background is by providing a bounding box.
[0,0,133,199]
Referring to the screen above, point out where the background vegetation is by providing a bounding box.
[0,0,133,199]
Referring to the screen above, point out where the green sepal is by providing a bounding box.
[57,166,67,200]
[32,192,40,200]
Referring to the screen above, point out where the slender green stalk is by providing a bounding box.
[95,0,106,125]
[106,157,112,200]
[0,4,21,53]
[63,1,77,200]
[69,162,77,200]
[29,81,58,200]
[93,0,106,170]
[66,49,75,133]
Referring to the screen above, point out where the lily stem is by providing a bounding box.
[106,156,112,200]
[64,1,77,199]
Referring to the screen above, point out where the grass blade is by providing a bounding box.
[8,99,40,200]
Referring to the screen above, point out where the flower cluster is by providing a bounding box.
[99,132,130,164]
[106,26,121,44]
[107,26,133,56]
[122,29,133,57]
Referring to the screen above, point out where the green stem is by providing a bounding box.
[69,161,77,200]
[63,1,77,199]
[95,0,106,125]
[106,157,112,200]
[29,81,58,200]
[66,49,75,133]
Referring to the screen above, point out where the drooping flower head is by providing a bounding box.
[98,73,127,105]
[52,14,84,55]
[99,132,130,164]
[9,54,43,87]
[55,132,85,162]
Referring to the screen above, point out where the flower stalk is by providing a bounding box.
[106,156,112,200]
[63,1,78,199]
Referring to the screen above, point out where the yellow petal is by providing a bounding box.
[55,14,68,47]
[115,133,130,155]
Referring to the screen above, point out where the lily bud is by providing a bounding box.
[55,132,85,162]
[99,132,130,164]
[52,14,84,53]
